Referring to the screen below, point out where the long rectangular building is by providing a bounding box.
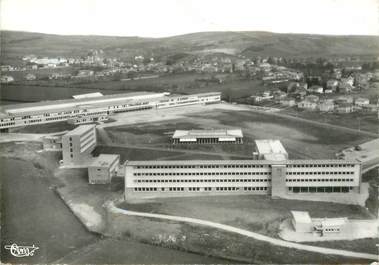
[124,159,361,200]
[0,91,221,129]
[172,128,243,144]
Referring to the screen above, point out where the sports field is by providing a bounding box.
[104,108,373,160]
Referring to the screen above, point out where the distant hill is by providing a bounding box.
[1,30,379,64]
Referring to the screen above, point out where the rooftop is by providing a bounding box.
[291,211,312,224]
[91,154,120,168]
[72,92,103,99]
[255,140,288,156]
[64,124,96,136]
[172,128,243,139]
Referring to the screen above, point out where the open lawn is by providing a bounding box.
[105,109,372,159]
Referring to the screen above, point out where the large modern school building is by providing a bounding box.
[124,159,361,200]
[0,91,221,129]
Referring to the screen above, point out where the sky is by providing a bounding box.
[1,0,378,37]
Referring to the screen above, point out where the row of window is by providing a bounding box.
[133,172,270,176]
[289,186,354,193]
[135,164,268,169]
[288,164,355,168]
[135,178,270,183]
[287,171,355,175]
[0,122,15,127]
[133,163,355,169]
[287,178,354,182]
[132,186,268,192]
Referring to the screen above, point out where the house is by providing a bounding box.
[326,79,339,92]
[335,103,354,113]
[297,100,317,110]
[304,95,319,103]
[25,73,36,80]
[335,95,354,104]
[251,91,273,103]
[318,100,335,112]
[354,97,370,107]
[0,75,14,83]
[76,69,94,78]
[340,76,355,86]
[279,98,296,107]
[309,85,324,94]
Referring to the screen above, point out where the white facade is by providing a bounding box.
[255,140,288,161]
[61,125,97,165]
[124,159,361,200]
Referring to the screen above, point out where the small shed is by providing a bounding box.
[291,211,313,233]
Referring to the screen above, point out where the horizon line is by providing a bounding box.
[2,29,379,39]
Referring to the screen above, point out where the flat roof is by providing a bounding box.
[255,140,288,155]
[91,154,120,168]
[125,159,359,166]
[72,92,103,99]
[64,124,96,136]
[173,128,243,139]
[291,211,312,224]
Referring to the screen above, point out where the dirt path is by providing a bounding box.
[108,202,378,261]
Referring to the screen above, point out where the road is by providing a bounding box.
[109,202,378,261]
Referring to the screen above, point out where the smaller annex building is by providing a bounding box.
[172,128,243,144]
[88,154,120,184]
[291,211,348,236]
[255,139,288,161]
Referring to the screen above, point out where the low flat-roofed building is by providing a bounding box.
[255,140,288,161]
[0,91,221,130]
[172,128,243,144]
[291,211,313,233]
[88,154,120,184]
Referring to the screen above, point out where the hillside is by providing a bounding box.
[1,30,379,64]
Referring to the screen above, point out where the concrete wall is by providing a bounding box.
[271,164,287,198]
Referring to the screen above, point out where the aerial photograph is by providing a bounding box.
[0,0,378,264]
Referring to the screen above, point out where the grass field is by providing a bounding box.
[105,108,372,160]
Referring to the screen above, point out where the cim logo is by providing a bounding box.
[4,243,39,257]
